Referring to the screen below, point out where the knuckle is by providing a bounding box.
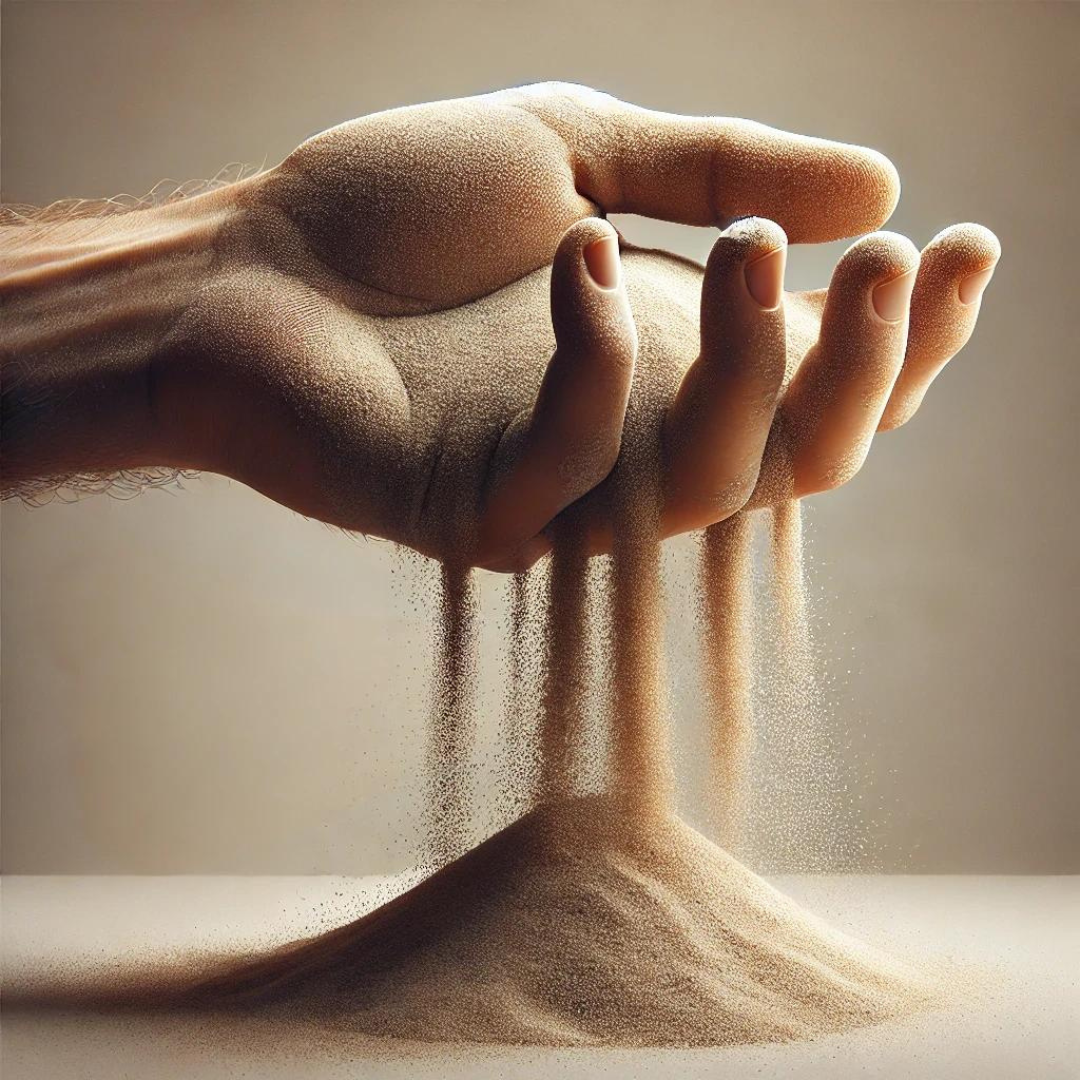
[546,81,609,104]
[513,81,608,110]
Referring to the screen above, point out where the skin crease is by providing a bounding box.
[1,85,1000,569]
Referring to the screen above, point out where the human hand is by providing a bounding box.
[5,84,997,570]
[148,83,925,567]
[220,214,995,571]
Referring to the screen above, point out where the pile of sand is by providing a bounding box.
[182,794,936,1046]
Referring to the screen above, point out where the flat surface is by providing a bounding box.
[2,874,1078,1078]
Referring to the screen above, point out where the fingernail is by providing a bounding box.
[872,268,918,323]
[584,235,620,289]
[745,246,786,310]
[958,264,996,305]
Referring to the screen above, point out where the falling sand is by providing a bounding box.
[5,248,950,1047]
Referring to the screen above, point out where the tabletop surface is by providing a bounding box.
[3,873,1078,1079]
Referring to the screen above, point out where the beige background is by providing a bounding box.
[2,0,1077,874]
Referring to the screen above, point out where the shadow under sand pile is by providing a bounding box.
[179,795,937,1047]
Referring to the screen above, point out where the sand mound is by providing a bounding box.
[183,795,936,1047]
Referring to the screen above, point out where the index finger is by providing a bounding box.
[502,83,900,243]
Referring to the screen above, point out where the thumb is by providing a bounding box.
[504,85,901,242]
[476,217,637,571]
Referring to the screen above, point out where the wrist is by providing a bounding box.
[0,180,254,493]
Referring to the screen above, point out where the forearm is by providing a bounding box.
[0,188,243,495]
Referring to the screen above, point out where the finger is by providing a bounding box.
[663,217,788,534]
[476,217,637,571]
[505,84,899,242]
[783,232,920,496]
[879,223,1001,431]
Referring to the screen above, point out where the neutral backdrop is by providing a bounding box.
[2,0,1077,874]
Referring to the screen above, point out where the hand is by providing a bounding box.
[147,83,922,567]
[4,84,998,571]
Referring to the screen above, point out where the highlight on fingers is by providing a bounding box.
[476,217,637,571]
[663,217,788,535]
[879,223,1001,431]
[783,231,921,497]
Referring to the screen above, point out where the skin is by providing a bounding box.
[0,84,999,570]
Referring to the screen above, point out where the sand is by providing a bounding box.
[424,561,477,866]
[174,794,936,1047]
[698,511,756,851]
